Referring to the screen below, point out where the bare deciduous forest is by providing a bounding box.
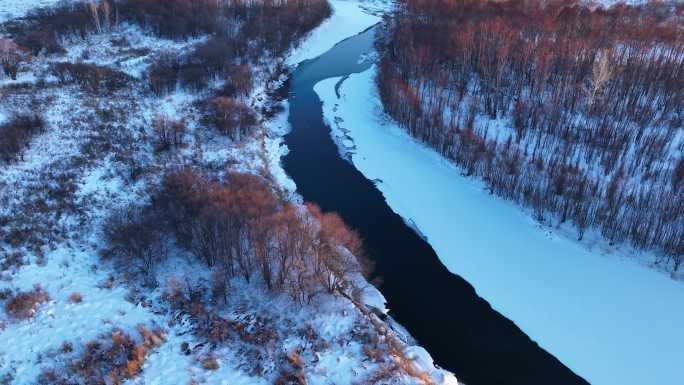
[105,169,371,304]
[377,0,684,270]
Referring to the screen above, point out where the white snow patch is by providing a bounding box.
[588,0,678,7]
[285,0,385,66]
[0,0,70,23]
[264,101,299,197]
[404,346,459,385]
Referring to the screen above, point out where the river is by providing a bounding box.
[282,27,589,385]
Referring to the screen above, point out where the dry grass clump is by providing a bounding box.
[61,341,73,353]
[4,285,49,320]
[37,325,165,385]
[68,292,83,303]
[201,354,219,370]
[274,348,306,385]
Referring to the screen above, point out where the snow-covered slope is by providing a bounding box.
[0,0,68,23]
[314,67,684,385]
[591,0,676,6]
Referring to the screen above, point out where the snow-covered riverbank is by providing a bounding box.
[285,0,389,66]
[314,67,684,385]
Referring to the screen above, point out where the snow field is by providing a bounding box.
[0,0,69,23]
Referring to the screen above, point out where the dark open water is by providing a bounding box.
[282,27,589,385]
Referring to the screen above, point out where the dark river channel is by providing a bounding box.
[282,26,589,385]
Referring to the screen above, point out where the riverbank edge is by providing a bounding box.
[261,1,462,384]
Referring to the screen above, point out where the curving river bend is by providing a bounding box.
[282,27,589,385]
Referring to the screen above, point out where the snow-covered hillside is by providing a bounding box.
[314,67,684,385]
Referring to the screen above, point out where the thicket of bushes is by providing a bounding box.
[104,169,370,304]
[0,38,26,79]
[377,0,684,270]
[147,36,248,95]
[5,3,91,54]
[115,0,331,55]
[0,114,45,162]
[0,0,333,162]
[205,96,258,141]
[152,114,186,151]
[51,62,133,93]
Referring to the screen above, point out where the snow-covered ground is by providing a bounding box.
[590,0,677,7]
[314,67,684,385]
[0,0,68,23]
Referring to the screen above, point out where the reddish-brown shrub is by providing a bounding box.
[207,97,257,141]
[116,0,221,39]
[69,292,82,303]
[147,38,241,95]
[0,251,25,271]
[4,285,49,320]
[307,204,366,293]
[61,341,73,353]
[116,0,331,47]
[181,36,236,86]
[147,53,180,95]
[275,349,306,385]
[219,64,253,98]
[111,168,368,302]
[8,3,91,54]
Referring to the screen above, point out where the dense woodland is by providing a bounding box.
[377,0,684,270]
